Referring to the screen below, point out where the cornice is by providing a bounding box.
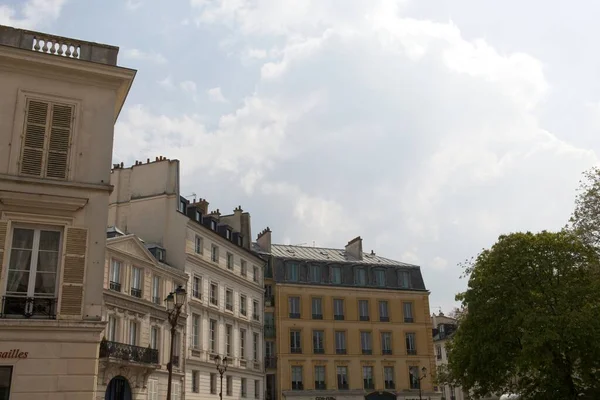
[186,253,262,294]
[0,173,112,193]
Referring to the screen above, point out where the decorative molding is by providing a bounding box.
[1,210,74,226]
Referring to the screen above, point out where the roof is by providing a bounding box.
[267,243,419,268]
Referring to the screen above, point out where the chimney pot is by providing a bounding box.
[147,158,150,163]
[120,162,124,168]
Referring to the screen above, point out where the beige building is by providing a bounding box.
[108,158,265,400]
[96,230,188,399]
[0,25,134,399]
[431,313,465,400]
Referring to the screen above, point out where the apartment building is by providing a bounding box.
[254,232,441,400]
[431,313,463,400]
[0,25,135,398]
[108,158,265,400]
[97,230,188,399]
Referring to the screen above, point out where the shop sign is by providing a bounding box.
[0,349,28,359]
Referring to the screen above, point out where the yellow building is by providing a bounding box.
[255,232,440,400]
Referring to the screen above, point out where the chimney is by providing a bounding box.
[345,236,363,260]
[257,227,272,253]
[240,211,252,249]
[194,198,209,215]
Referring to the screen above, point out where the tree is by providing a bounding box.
[569,166,600,248]
[446,231,600,400]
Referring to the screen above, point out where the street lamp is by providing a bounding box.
[214,355,229,400]
[418,366,427,400]
[166,285,186,400]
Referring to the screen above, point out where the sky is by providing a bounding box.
[3,0,599,313]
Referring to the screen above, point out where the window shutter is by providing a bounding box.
[47,104,73,179]
[0,220,9,280]
[20,100,49,177]
[59,226,88,318]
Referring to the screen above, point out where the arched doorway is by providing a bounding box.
[105,376,132,400]
[365,391,396,400]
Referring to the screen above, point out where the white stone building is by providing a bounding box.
[96,230,188,400]
[107,158,265,400]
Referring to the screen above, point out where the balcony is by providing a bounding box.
[172,356,180,367]
[289,312,300,319]
[110,281,121,292]
[291,348,302,354]
[336,349,346,355]
[362,349,372,355]
[312,313,323,320]
[313,348,325,354]
[338,383,349,390]
[334,314,344,320]
[407,349,417,355]
[359,315,370,321]
[264,294,274,307]
[364,382,374,390]
[291,382,303,390]
[253,314,260,321]
[1,296,56,319]
[130,288,142,298]
[265,325,276,338]
[226,303,233,311]
[241,309,248,317]
[192,290,201,300]
[152,296,161,305]
[437,354,442,360]
[314,382,326,390]
[380,316,390,322]
[385,381,395,390]
[99,340,159,364]
[265,357,277,369]
[404,317,414,323]
[382,349,393,355]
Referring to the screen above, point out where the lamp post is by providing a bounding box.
[214,355,229,400]
[166,285,186,400]
[418,367,427,400]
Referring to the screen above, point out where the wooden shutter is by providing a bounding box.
[59,226,88,318]
[20,100,49,177]
[46,104,73,179]
[0,221,9,280]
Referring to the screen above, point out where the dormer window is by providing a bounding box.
[210,220,217,231]
[179,199,187,213]
[196,210,202,222]
[155,248,165,262]
[354,268,366,285]
[374,269,386,287]
[226,229,231,240]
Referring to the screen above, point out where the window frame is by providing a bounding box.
[194,235,203,254]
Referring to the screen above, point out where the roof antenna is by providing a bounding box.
[183,193,197,203]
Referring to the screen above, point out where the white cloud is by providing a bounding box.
[431,257,448,271]
[122,48,168,65]
[180,80,197,94]
[0,0,66,29]
[207,87,228,103]
[125,0,142,10]
[158,75,176,91]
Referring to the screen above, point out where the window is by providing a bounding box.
[331,266,342,284]
[403,302,414,323]
[225,324,232,356]
[210,283,218,305]
[240,294,247,316]
[210,220,217,230]
[109,259,121,291]
[335,331,346,354]
[131,267,142,297]
[147,378,158,400]
[290,330,302,353]
[254,380,260,399]
[374,269,386,286]
[195,235,203,254]
[314,366,326,390]
[253,332,259,360]
[379,301,389,322]
[179,199,187,213]
[253,266,259,282]
[288,296,300,318]
[151,326,159,350]
[360,331,372,355]
[381,332,392,355]
[436,344,442,360]
[172,382,180,400]
[241,260,248,277]
[336,366,349,390]
[225,289,233,311]
[240,329,247,359]
[406,332,416,355]
[309,264,321,282]
[241,378,247,398]
[355,268,366,285]
[192,314,200,348]
[192,370,199,393]
[313,330,325,354]
[409,366,420,389]
[226,376,233,396]
[227,253,233,270]
[192,276,201,299]
[311,298,323,319]
[286,262,299,282]
[152,275,160,304]
[196,209,202,222]
[400,271,411,288]
[363,366,374,389]
[333,299,344,320]
[253,300,260,321]
[291,366,303,390]
[209,319,217,353]
[211,245,219,262]
[384,366,395,389]
[107,315,117,341]
[226,229,232,240]
[20,99,74,179]
[358,300,370,321]
[129,320,138,346]
[210,373,217,394]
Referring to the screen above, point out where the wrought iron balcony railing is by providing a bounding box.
[130,288,142,298]
[334,314,344,320]
[265,356,277,368]
[1,296,56,319]
[99,340,159,364]
[110,281,121,292]
[264,294,274,306]
[265,325,276,338]
[407,349,417,355]
[385,381,395,390]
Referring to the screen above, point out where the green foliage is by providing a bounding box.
[570,166,600,248]
[446,231,600,400]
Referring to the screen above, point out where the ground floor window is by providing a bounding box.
[0,367,12,400]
